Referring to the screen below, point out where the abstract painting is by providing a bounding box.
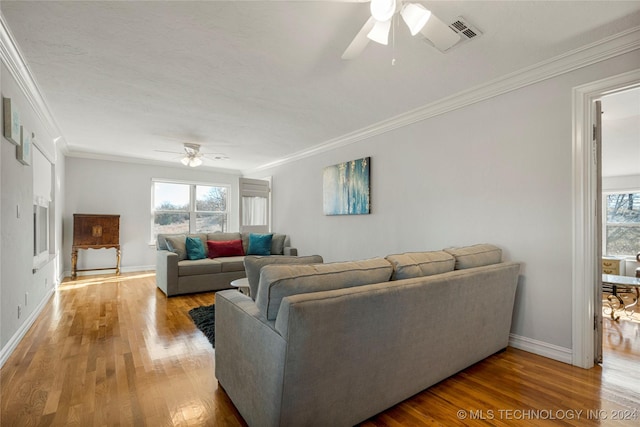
[323,157,370,215]
[17,127,32,166]
[3,97,20,145]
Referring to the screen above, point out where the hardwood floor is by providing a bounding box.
[2,272,639,426]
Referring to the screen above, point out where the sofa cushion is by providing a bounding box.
[444,244,502,269]
[186,236,206,260]
[165,235,187,261]
[207,232,242,242]
[207,239,245,258]
[385,251,455,280]
[178,258,222,276]
[218,256,246,273]
[244,255,324,300]
[156,233,174,251]
[241,233,250,254]
[256,258,393,320]
[247,233,273,255]
[271,234,287,255]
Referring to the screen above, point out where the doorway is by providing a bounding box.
[571,69,640,369]
[599,87,640,367]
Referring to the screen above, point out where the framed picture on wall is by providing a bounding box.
[17,127,32,166]
[3,97,21,145]
[323,157,370,215]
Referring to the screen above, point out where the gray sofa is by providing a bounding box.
[155,232,297,296]
[215,244,520,427]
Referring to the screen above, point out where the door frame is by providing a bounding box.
[571,69,640,368]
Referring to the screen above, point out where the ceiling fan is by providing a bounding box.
[342,0,462,59]
[155,143,229,167]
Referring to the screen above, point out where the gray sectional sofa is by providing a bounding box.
[155,232,297,296]
[215,244,521,427]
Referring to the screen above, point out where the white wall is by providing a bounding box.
[250,51,640,356]
[1,62,62,353]
[63,157,241,275]
[602,174,640,192]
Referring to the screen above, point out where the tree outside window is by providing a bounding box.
[152,181,229,238]
[605,193,640,256]
[196,185,228,233]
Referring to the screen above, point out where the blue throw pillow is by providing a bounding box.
[186,236,206,260]
[248,233,273,255]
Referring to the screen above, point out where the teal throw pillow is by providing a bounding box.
[185,236,206,260]
[248,233,273,255]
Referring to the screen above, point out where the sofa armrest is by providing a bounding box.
[215,290,287,427]
[284,247,298,256]
[156,250,179,296]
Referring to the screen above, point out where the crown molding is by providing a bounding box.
[244,26,640,175]
[0,13,67,160]
[66,150,243,175]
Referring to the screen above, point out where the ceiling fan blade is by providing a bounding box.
[154,149,183,154]
[204,154,230,161]
[367,19,391,45]
[419,14,461,52]
[342,16,376,60]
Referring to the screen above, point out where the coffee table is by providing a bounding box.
[230,277,250,296]
[602,274,640,321]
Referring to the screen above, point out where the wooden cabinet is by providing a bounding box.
[602,257,625,276]
[71,214,121,279]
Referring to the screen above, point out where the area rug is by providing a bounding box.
[188,304,216,347]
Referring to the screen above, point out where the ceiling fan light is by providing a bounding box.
[370,0,396,22]
[181,157,190,166]
[401,3,432,36]
[190,157,203,167]
[367,19,392,45]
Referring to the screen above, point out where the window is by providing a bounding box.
[604,192,640,256]
[152,180,229,238]
[239,177,270,233]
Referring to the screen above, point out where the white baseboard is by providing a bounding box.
[61,265,156,279]
[509,333,573,364]
[0,287,55,369]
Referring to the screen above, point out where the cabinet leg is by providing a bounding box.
[116,248,121,276]
[71,248,78,280]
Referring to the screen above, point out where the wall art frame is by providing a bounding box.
[3,97,21,145]
[323,156,370,215]
[17,126,32,166]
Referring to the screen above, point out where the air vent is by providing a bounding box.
[448,16,482,44]
[420,15,482,53]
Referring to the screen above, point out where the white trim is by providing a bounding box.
[0,14,66,159]
[61,265,155,279]
[509,334,573,365]
[0,288,54,369]
[244,26,640,175]
[571,70,640,369]
[69,151,241,174]
[150,177,235,187]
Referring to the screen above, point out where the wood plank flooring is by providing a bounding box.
[1,272,639,426]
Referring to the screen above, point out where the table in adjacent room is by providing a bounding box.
[602,274,640,321]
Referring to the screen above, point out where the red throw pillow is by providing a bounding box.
[207,239,245,258]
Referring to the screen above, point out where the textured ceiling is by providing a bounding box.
[2,1,639,172]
